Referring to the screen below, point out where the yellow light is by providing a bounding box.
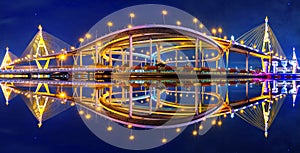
[199,125,203,130]
[129,13,135,18]
[218,27,223,33]
[162,10,168,15]
[223,114,227,118]
[129,135,135,140]
[127,124,133,129]
[223,36,227,40]
[85,33,91,39]
[85,114,91,120]
[59,54,66,61]
[240,109,244,113]
[59,92,67,98]
[70,46,76,50]
[253,44,257,49]
[70,102,75,106]
[199,23,204,29]
[162,138,167,143]
[107,21,113,27]
[218,120,222,126]
[127,24,133,28]
[79,110,84,115]
[193,18,198,23]
[176,128,181,133]
[107,126,113,131]
[211,52,215,57]
[240,40,244,45]
[211,120,216,125]
[192,130,198,136]
[79,38,84,43]
[176,20,181,26]
[211,28,217,35]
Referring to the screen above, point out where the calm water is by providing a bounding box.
[0,79,299,153]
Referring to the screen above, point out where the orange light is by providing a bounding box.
[59,54,66,61]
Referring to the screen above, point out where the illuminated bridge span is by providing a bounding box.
[0,15,294,79]
[2,79,296,137]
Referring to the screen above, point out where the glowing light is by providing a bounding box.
[127,124,133,129]
[192,130,198,136]
[58,92,67,98]
[199,23,204,29]
[79,38,84,43]
[162,138,167,143]
[193,18,198,23]
[59,54,67,61]
[107,126,113,131]
[162,10,168,15]
[129,135,135,140]
[211,120,216,125]
[218,27,223,34]
[85,114,91,120]
[240,40,245,45]
[129,13,135,18]
[79,110,84,115]
[240,109,244,113]
[176,20,181,26]
[199,125,203,130]
[107,21,113,27]
[218,120,222,126]
[85,33,92,39]
[211,28,217,35]
[176,128,181,133]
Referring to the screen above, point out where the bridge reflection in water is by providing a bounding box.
[1,78,296,143]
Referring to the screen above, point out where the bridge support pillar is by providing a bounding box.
[95,46,99,64]
[129,86,133,118]
[272,61,278,73]
[80,51,83,67]
[129,35,133,67]
[121,48,125,66]
[246,54,249,72]
[175,50,178,67]
[195,38,199,68]
[109,49,112,67]
[261,58,269,73]
[195,86,199,115]
[157,44,161,64]
[150,38,153,66]
[225,51,229,69]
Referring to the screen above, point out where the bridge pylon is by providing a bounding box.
[1,47,15,70]
[34,25,52,69]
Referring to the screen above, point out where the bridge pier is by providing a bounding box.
[246,53,249,72]
[129,35,133,67]
[195,38,199,68]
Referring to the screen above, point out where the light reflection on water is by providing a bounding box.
[0,79,299,151]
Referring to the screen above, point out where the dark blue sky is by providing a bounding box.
[0,0,299,58]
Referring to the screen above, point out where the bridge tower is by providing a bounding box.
[289,47,298,74]
[261,16,272,73]
[0,82,14,106]
[0,47,15,70]
[34,25,51,69]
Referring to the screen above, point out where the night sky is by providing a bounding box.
[0,0,299,58]
[1,0,300,153]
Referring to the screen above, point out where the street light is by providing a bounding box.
[129,12,135,25]
[162,10,168,24]
[79,38,84,47]
[218,27,223,37]
[199,23,204,32]
[211,28,217,36]
[107,21,113,33]
[127,24,133,28]
[193,17,198,30]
